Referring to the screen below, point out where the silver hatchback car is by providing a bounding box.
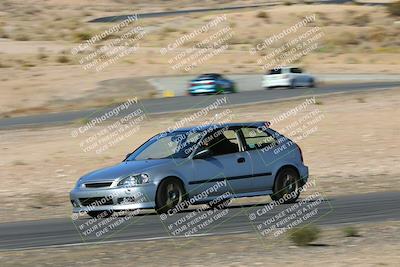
[70,122,308,218]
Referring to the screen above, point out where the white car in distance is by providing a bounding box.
[262,67,315,89]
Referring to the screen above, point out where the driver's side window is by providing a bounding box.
[199,128,240,156]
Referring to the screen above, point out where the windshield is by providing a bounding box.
[126,130,203,160]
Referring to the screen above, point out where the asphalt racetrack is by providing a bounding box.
[89,1,374,23]
[0,81,399,129]
[0,191,399,251]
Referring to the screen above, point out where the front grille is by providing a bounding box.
[79,197,113,206]
[117,197,136,204]
[84,182,112,188]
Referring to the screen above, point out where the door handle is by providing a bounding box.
[237,157,245,163]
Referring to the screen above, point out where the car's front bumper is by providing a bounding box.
[188,86,217,94]
[70,184,157,214]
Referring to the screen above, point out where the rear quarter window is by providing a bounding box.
[290,68,302,73]
[241,127,278,150]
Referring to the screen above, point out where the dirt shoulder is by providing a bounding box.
[0,88,399,223]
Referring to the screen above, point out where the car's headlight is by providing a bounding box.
[117,173,150,187]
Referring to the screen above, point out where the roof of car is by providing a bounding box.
[199,73,220,76]
[272,66,300,69]
[174,121,269,132]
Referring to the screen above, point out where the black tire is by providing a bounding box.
[309,78,315,88]
[230,83,236,93]
[155,178,186,214]
[289,80,296,89]
[270,167,300,204]
[87,210,113,219]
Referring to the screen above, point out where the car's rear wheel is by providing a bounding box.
[309,78,315,88]
[271,167,300,204]
[289,80,296,89]
[156,178,186,214]
[230,84,236,93]
[87,210,113,219]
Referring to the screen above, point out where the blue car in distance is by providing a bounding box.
[188,73,236,95]
[70,122,309,218]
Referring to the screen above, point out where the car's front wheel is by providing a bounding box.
[271,167,300,204]
[155,178,187,214]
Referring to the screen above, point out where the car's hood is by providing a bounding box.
[80,159,171,183]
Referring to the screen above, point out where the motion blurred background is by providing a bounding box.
[0,0,399,266]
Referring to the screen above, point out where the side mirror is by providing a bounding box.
[193,149,212,159]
